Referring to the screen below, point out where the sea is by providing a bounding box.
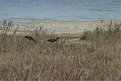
[0,0,121,21]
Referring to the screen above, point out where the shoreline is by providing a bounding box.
[2,18,121,22]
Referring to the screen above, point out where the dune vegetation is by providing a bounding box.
[0,20,121,80]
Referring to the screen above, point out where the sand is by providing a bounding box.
[0,20,121,37]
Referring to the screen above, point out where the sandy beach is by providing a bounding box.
[1,20,121,37]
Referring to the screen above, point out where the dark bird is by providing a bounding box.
[47,37,60,42]
[24,36,37,43]
[80,35,86,40]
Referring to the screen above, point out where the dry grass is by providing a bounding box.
[0,20,121,80]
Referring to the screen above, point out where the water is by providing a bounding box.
[0,0,121,21]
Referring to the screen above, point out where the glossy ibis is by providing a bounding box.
[24,36,37,43]
[47,37,59,42]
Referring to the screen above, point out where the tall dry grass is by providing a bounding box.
[0,20,121,80]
